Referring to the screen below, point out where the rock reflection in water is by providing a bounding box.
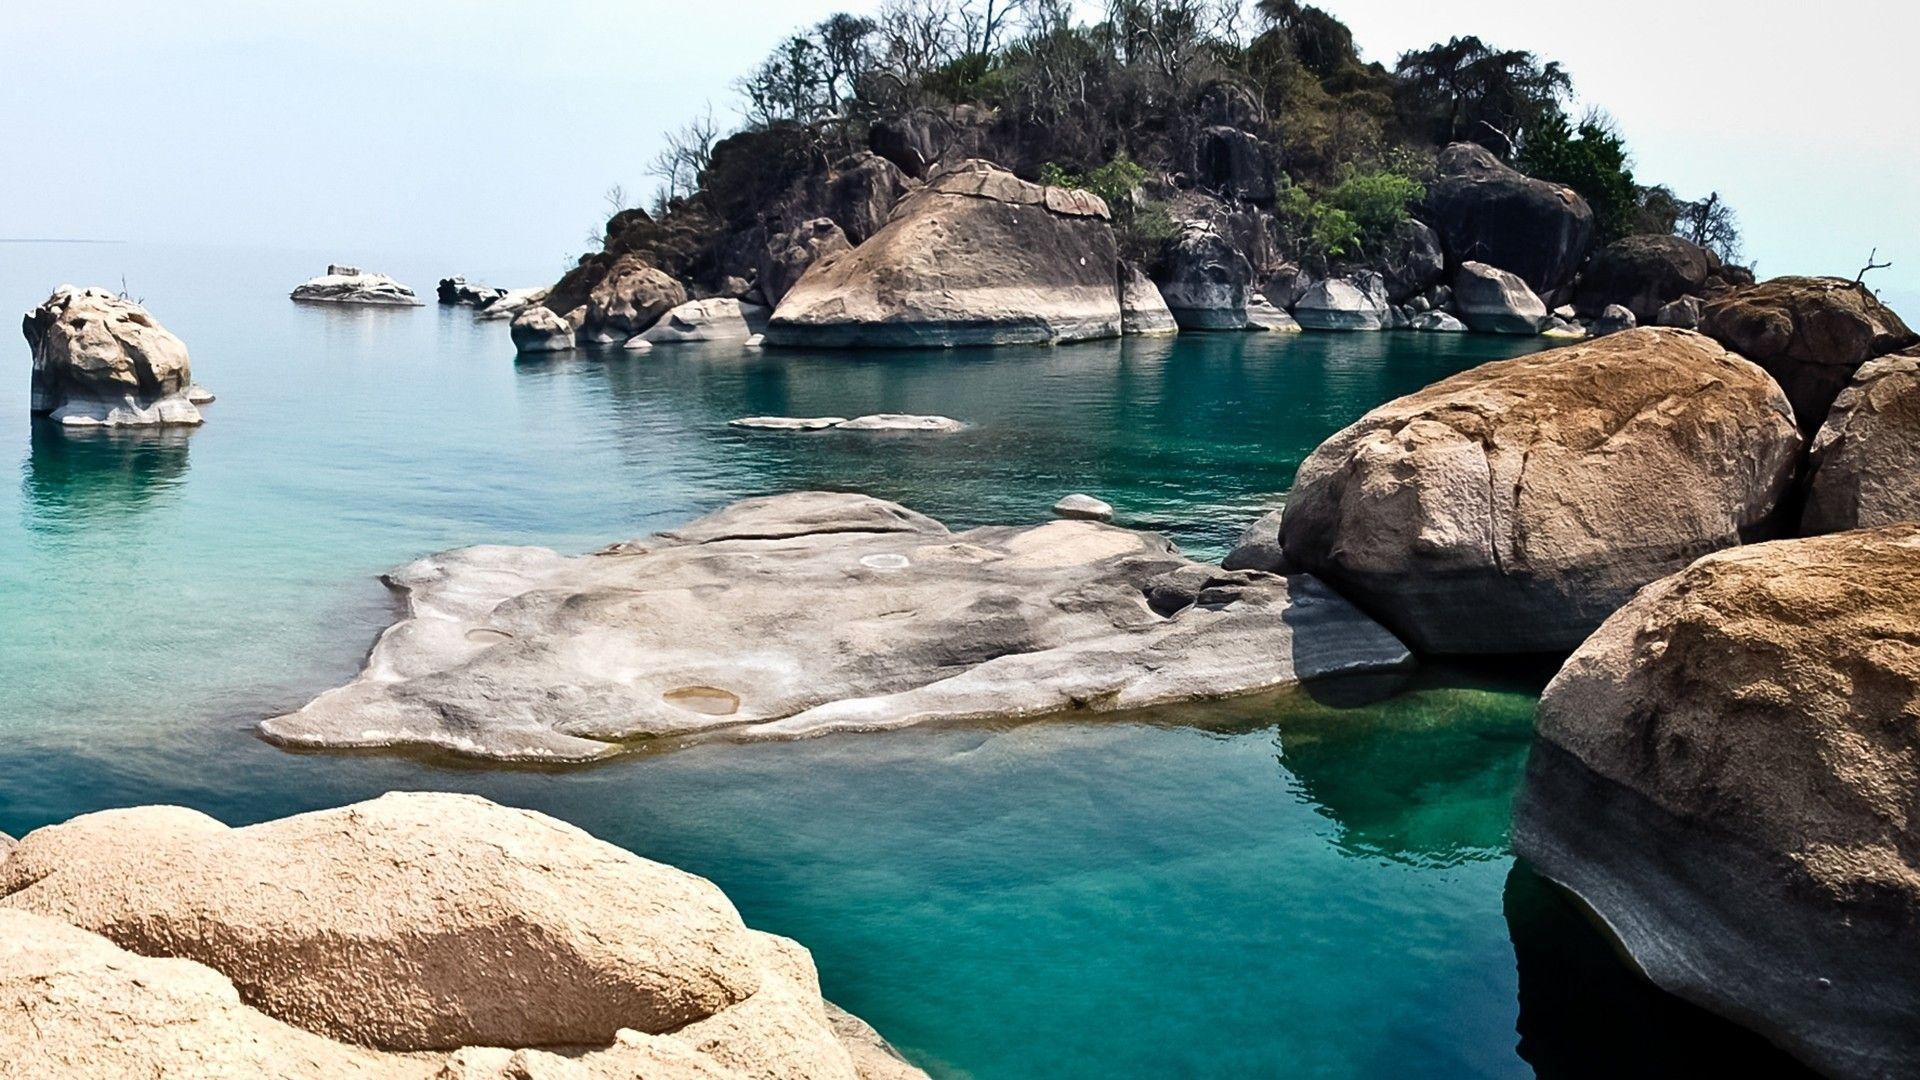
[22,419,192,530]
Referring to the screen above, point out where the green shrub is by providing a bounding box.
[1043,154,1165,263]
[1278,184,1361,268]
[1324,169,1424,241]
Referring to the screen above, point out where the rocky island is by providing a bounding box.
[291,265,424,306]
[24,286,213,427]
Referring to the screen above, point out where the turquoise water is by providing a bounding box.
[0,244,1806,1077]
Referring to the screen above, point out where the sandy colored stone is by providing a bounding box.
[585,255,688,337]
[0,792,763,1052]
[23,286,205,426]
[768,160,1121,347]
[642,298,772,345]
[1514,526,1920,1080]
[260,492,1412,762]
[1282,328,1802,653]
[1802,352,1920,533]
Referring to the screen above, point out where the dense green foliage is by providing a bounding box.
[1518,113,1639,244]
[1040,153,1175,262]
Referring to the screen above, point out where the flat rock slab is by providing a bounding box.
[730,416,851,431]
[261,492,1412,763]
[727,414,964,433]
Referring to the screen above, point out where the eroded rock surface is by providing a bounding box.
[0,794,923,1079]
[641,298,772,345]
[1803,351,1920,533]
[1293,276,1388,332]
[766,160,1122,347]
[1513,526,1920,1080]
[262,492,1411,762]
[1120,263,1179,336]
[23,286,206,426]
[1281,328,1802,653]
[290,265,422,306]
[510,306,575,353]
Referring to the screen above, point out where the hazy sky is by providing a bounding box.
[6,1,1915,303]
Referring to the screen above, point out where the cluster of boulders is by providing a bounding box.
[1218,269,1919,1077]
[0,792,926,1078]
[23,287,213,427]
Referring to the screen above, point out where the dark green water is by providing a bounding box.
[0,244,1807,1077]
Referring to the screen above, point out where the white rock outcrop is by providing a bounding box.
[641,298,773,345]
[290,265,423,306]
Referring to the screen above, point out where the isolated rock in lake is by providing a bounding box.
[1157,221,1255,330]
[1802,351,1920,533]
[585,254,688,338]
[0,793,921,1079]
[1453,261,1549,334]
[1513,526,1920,1080]
[437,277,506,307]
[729,416,851,431]
[835,413,965,432]
[260,492,1412,762]
[766,160,1122,347]
[23,286,205,426]
[1281,328,1802,653]
[1053,493,1114,522]
[1701,275,1919,433]
[290,265,423,306]
[1120,263,1179,336]
[1422,142,1594,295]
[1222,510,1288,574]
[509,306,575,353]
[641,298,772,345]
[1293,275,1389,331]
[473,286,549,320]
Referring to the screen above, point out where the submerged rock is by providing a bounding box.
[766,160,1122,347]
[1452,261,1549,334]
[835,414,965,432]
[1802,351,1920,533]
[1119,263,1179,336]
[290,265,423,306]
[729,416,850,431]
[640,298,772,345]
[23,286,206,426]
[1281,328,1802,653]
[1701,275,1918,434]
[509,306,575,353]
[260,492,1412,762]
[1513,526,1920,1080]
[1052,493,1114,522]
[0,793,922,1078]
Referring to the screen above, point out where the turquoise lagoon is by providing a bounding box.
[0,244,1807,1077]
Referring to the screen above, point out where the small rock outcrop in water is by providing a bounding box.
[766,160,1122,347]
[1700,275,1918,434]
[1422,142,1594,297]
[0,792,925,1078]
[728,414,961,432]
[436,277,506,307]
[23,287,208,426]
[1452,261,1548,334]
[1052,493,1114,522]
[1512,526,1920,1080]
[584,254,688,342]
[1801,351,1920,533]
[290,265,423,306]
[640,298,772,345]
[260,492,1412,762]
[509,306,575,353]
[1280,328,1802,654]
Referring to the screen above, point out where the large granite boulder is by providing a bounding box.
[1513,526,1920,1080]
[779,151,915,246]
[1281,328,1803,653]
[1156,220,1255,330]
[1192,126,1275,204]
[509,306,575,353]
[639,298,771,345]
[23,286,206,426]
[1421,142,1594,296]
[290,265,422,306]
[584,255,688,340]
[1119,263,1179,335]
[1453,261,1549,334]
[261,492,1412,762]
[760,218,852,307]
[1380,219,1446,302]
[1802,351,1920,533]
[0,794,922,1079]
[765,161,1122,347]
[1701,276,1919,434]
[1573,234,1742,322]
[1293,275,1388,331]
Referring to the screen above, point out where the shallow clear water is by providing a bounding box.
[0,244,1807,1077]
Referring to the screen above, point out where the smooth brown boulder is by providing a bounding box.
[1701,276,1918,433]
[584,254,688,339]
[1281,328,1802,653]
[766,160,1121,347]
[1802,351,1920,533]
[0,793,762,1051]
[1513,526,1920,1080]
[23,286,206,426]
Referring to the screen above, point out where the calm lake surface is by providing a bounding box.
[0,243,1806,1078]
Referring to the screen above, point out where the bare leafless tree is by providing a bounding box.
[648,106,721,204]
[1857,247,1893,285]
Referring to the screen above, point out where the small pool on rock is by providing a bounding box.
[0,244,1812,1078]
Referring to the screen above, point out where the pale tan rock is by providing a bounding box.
[1514,526,1920,1080]
[510,306,575,353]
[260,492,1412,762]
[767,160,1122,347]
[585,255,688,337]
[642,298,772,344]
[1282,328,1803,653]
[1802,351,1920,533]
[0,792,764,1052]
[23,286,205,426]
